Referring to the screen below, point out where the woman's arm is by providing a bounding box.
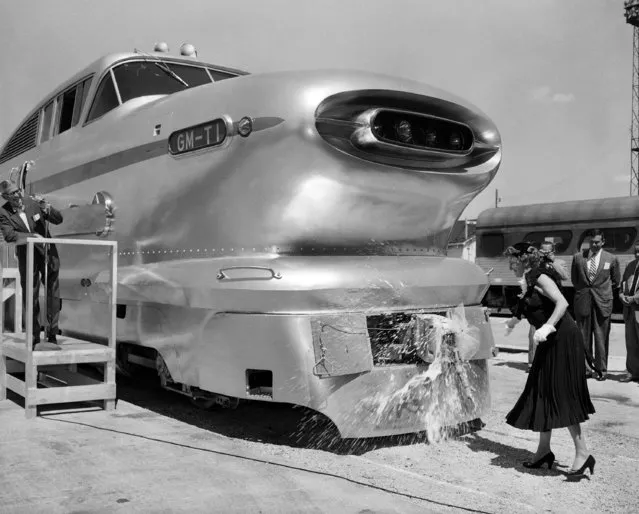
[534,274,569,327]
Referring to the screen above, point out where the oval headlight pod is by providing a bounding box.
[237,116,253,137]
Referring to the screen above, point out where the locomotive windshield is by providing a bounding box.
[86,59,237,123]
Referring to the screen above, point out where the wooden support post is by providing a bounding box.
[0,259,4,401]
[14,275,22,334]
[0,353,6,401]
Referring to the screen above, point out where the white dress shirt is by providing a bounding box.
[17,210,30,231]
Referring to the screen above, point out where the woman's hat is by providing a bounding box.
[505,241,537,257]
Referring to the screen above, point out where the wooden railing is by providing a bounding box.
[0,238,118,418]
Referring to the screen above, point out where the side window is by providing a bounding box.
[579,227,638,253]
[71,77,93,126]
[56,87,77,135]
[86,73,119,122]
[478,233,504,257]
[207,68,236,82]
[523,230,573,254]
[40,101,55,143]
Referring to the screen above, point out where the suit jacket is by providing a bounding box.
[0,197,63,265]
[621,258,639,322]
[571,249,620,318]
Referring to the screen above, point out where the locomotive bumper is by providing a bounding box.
[306,306,494,438]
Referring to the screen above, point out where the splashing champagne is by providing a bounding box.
[362,305,482,442]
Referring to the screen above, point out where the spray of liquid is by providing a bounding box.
[356,305,485,443]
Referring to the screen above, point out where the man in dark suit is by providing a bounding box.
[0,180,63,347]
[619,243,639,382]
[571,229,620,381]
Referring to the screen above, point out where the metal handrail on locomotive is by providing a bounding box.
[475,196,639,320]
[0,42,502,437]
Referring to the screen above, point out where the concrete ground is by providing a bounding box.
[1,321,637,513]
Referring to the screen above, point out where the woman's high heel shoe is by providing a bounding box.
[523,451,555,469]
[566,455,595,476]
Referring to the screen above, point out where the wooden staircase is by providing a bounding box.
[0,238,118,418]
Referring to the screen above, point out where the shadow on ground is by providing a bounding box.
[4,364,484,456]
[462,432,572,477]
[108,371,483,455]
[492,360,529,372]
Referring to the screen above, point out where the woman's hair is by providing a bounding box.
[504,241,543,269]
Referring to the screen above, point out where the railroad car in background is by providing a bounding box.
[475,196,639,320]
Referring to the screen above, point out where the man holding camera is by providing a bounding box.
[0,180,63,347]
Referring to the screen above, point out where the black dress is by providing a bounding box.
[506,267,595,432]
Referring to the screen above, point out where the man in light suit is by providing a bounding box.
[619,243,639,382]
[0,180,63,347]
[571,229,620,381]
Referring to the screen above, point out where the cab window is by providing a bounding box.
[86,73,119,122]
[478,233,504,257]
[112,61,187,103]
[207,68,236,81]
[168,63,211,87]
[579,227,637,253]
[523,230,572,254]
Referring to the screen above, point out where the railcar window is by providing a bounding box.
[478,233,504,257]
[523,230,572,254]
[579,227,638,253]
[72,77,93,126]
[40,101,55,143]
[56,87,77,135]
[86,73,119,122]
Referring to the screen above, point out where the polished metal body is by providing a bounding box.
[1,51,502,437]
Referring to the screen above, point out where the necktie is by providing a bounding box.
[588,256,597,283]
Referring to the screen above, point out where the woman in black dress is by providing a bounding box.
[504,242,596,476]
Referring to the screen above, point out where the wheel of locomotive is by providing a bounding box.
[225,397,240,410]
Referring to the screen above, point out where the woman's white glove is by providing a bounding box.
[505,317,520,335]
[533,324,556,343]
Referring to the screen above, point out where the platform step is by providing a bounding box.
[1,333,114,365]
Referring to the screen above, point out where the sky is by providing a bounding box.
[0,0,633,218]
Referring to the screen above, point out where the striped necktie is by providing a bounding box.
[588,256,597,283]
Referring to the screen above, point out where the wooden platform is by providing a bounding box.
[0,333,116,418]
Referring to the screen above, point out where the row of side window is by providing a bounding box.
[0,76,93,164]
[479,227,638,257]
[0,60,238,165]
[41,76,93,143]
